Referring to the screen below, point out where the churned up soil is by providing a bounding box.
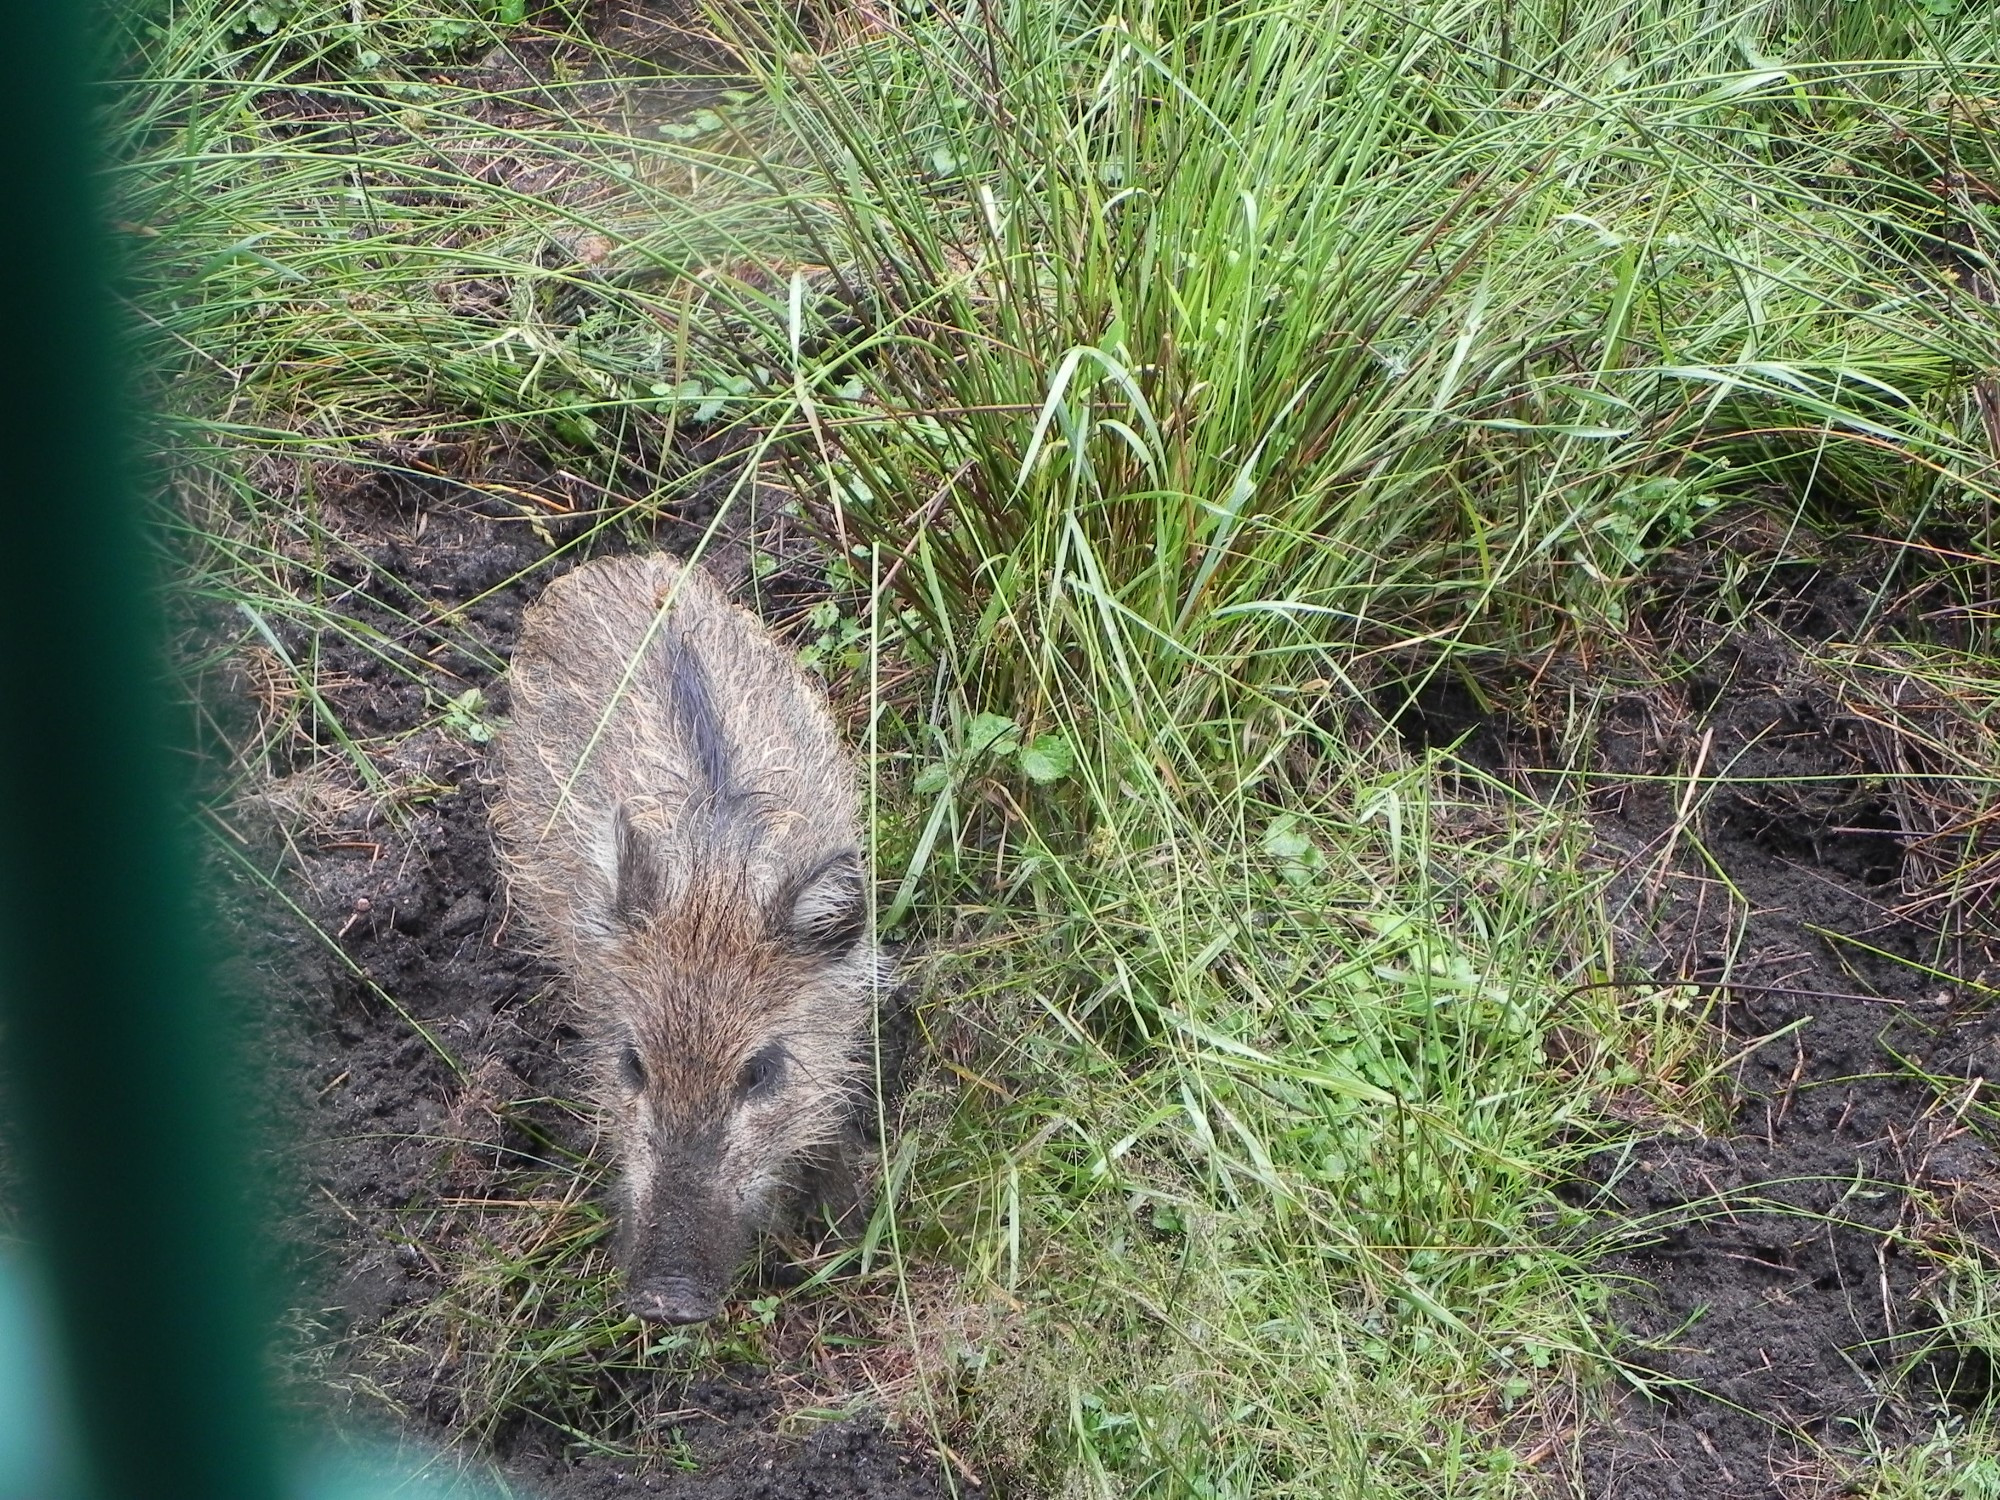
[228,450,947,1500]
[257,459,2000,1500]
[1409,553,2000,1497]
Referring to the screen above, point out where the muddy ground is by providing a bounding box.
[242,449,2000,1500]
[228,452,948,1500]
[1582,637,2000,1492]
[1410,551,2000,1496]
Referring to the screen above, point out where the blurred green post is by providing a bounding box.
[0,4,288,1499]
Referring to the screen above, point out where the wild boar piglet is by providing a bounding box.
[495,553,878,1325]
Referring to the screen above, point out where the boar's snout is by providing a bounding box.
[627,1276,720,1326]
[621,1168,752,1327]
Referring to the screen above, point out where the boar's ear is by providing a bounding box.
[612,800,664,930]
[773,849,866,958]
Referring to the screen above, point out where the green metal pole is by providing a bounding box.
[0,5,287,1499]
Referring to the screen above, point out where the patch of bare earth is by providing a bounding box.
[1409,538,2000,1497]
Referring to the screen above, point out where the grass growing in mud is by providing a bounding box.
[121,0,2000,1494]
[708,0,2000,1488]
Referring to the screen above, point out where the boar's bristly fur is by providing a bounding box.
[494,553,877,1325]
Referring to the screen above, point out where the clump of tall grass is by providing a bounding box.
[705,0,1999,723]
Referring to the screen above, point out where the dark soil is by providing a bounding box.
[227,454,946,1500]
[1413,562,2000,1497]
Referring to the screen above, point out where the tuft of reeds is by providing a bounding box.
[698,0,2000,734]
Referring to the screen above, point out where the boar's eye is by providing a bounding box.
[618,1045,648,1092]
[736,1044,785,1099]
